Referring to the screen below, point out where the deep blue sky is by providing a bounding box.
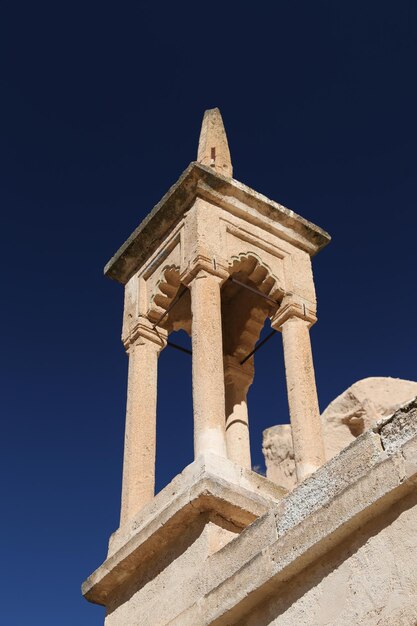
[1,2,416,624]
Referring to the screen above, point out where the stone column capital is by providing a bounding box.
[271,295,317,331]
[122,316,167,351]
[180,255,229,287]
[223,355,254,387]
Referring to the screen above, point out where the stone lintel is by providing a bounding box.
[82,453,286,607]
[104,162,331,285]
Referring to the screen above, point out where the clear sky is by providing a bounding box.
[1,1,416,624]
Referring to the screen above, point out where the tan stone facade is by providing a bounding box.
[83,109,417,625]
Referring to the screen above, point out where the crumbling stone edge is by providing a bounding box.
[375,395,417,455]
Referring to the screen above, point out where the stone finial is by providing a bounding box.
[197,108,233,178]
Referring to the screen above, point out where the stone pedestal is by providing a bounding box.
[82,454,287,620]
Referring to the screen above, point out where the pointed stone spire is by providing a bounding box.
[197,108,233,178]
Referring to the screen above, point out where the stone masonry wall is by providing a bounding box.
[241,489,417,626]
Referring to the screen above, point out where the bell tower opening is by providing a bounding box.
[148,274,194,493]
[221,253,283,471]
[247,317,289,475]
[156,328,193,492]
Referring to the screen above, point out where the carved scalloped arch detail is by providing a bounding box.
[148,264,181,322]
[225,252,283,361]
[228,251,283,299]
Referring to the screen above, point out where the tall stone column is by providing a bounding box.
[189,270,228,458]
[224,356,253,469]
[120,325,165,525]
[273,302,325,482]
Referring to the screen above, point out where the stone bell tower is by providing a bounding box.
[83,109,331,622]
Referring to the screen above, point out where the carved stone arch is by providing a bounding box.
[222,253,283,362]
[148,264,191,334]
[228,251,283,301]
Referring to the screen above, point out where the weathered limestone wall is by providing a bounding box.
[241,491,417,626]
[165,399,417,625]
[105,519,237,626]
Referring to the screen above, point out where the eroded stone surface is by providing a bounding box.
[263,425,295,490]
[379,396,417,455]
[263,377,417,490]
[322,376,417,460]
[239,489,417,626]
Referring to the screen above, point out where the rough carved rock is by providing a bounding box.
[262,424,296,491]
[322,376,417,460]
[263,377,417,490]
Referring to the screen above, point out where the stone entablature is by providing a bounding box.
[104,161,329,286]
